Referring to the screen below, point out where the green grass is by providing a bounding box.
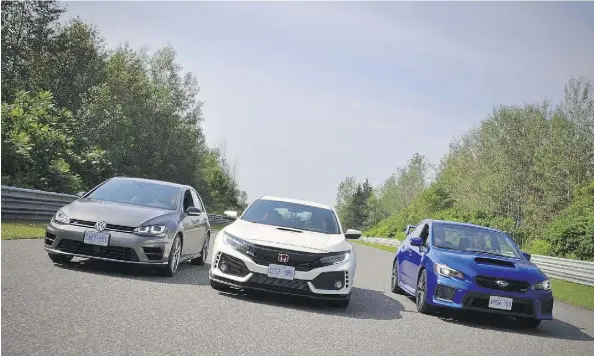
[352,239,594,310]
[1,220,47,240]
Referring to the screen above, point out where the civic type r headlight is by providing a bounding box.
[134,225,168,237]
[532,279,551,291]
[434,263,465,280]
[223,231,256,258]
[317,251,351,266]
[52,209,70,224]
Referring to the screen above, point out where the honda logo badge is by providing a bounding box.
[278,253,289,263]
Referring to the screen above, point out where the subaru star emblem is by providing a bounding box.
[496,280,509,288]
[95,221,107,232]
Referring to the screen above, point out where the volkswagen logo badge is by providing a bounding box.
[496,280,509,288]
[95,221,107,232]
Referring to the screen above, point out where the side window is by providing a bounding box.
[190,190,205,212]
[411,223,425,238]
[183,189,196,211]
[420,224,430,245]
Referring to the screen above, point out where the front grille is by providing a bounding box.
[70,219,135,233]
[248,273,310,294]
[435,284,457,300]
[474,276,530,292]
[56,239,139,262]
[218,253,250,277]
[251,244,327,271]
[311,271,346,290]
[463,293,534,316]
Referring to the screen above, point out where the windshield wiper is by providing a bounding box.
[276,227,303,233]
[465,249,507,258]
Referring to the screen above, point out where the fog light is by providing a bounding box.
[334,281,343,289]
[219,262,228,272]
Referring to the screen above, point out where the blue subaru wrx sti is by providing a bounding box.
[391,219,553,328]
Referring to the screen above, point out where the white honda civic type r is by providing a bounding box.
[209,195,362,308]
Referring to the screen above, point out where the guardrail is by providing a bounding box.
[0,185,236,226]
[359,236,594,287]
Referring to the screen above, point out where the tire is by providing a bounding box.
[415,269,434,314]
[191,234,210,266]
[391,260,405,294]
[48,253,73,264]
[516,317,541,328]
[158,234,182,277]
[330,298,350,308]
[210,278,230,292]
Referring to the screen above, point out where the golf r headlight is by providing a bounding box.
[52,210,70,224]
[317,251,351,266]
[134,225,168,237]
[532,279,551,291]
[434,263,465,280]
[223,232,256,258]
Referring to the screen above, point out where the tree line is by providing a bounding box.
[335,77,594,261]
[1,1,248,213]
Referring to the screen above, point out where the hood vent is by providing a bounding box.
[474,257,516,268]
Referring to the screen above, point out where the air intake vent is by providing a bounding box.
[474,257,516,268]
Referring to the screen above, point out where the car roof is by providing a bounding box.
[427,219,505,234]
[110,176,190,190]
[257,195,334,210]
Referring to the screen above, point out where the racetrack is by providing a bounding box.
[2,239,594,356]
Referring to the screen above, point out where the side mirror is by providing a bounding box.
[405,225,416,236]
[186,206,202,216]
[224,210,238,218]
[410,237,424,247]
[76,191,85,197]
[345,229,362,239]
[521,251,531,261]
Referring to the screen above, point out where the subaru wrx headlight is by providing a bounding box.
[223,232,256,258]
[134,225,168,237]
[52,210,70,224]
[317,251,350,266]
[434,263,464,280]
[532,279,551,291]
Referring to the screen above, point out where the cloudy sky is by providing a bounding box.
[63,0,594,207]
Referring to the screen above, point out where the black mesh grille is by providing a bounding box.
[251,244,324,271]
[475,276,530,292]
[219,253,250,277]
[311,271,346,290]
[248,273,310,294]
[56,239,139,262]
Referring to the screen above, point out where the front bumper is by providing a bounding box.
[209,243,355,300]
[426,273,554,320]
[44,221,173,265]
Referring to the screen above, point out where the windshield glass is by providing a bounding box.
[86,179,180,210]
[241,199,341,234]
[432,222,521,258]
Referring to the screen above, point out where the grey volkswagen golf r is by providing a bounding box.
[44,176,211,277]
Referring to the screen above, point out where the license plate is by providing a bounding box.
[488,296,513,310]
[267,264,295,280]
[83,231,110,246]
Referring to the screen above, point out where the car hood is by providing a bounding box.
[433,248,548,284]
[61,199,173,227]
[223,219,349,253]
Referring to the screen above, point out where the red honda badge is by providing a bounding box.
[278,253,289,263]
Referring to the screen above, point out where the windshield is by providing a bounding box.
[241,199,341,234]
[432,222,521,259]
[86,179,180,210]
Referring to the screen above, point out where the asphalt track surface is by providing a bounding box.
[2,239,594,356]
